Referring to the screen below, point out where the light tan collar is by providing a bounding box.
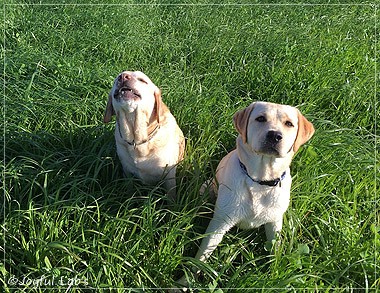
[117,119,160,149]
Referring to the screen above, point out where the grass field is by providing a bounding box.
[2,1,379,292]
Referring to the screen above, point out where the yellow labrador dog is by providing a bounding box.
[178,101,314,286]
[104,71,185,199]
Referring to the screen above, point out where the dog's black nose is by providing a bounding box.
[267,131,283,143]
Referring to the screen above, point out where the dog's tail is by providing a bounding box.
[199,179,218,201]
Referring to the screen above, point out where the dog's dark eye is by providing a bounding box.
[285,121,294,127]
[255,116,266,122]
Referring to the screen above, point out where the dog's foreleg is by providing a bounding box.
[177,217,234,288]
[195,216,234,262]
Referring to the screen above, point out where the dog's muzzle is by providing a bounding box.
[261,130,283,155]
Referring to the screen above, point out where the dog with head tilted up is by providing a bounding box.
[104,71,185,200]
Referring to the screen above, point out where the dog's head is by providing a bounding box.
[104,71,162,123]
[234,101,314,157]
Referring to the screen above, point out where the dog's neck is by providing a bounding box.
[116,109,159,148]
[236,137,293,181]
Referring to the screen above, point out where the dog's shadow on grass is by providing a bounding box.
[4,125,149,210]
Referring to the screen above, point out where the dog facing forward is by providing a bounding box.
[178,101,314,287]
[104,71,185,199]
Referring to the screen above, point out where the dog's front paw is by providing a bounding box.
[265,233,282,252]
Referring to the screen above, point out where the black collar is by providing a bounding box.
[239,160,286,187]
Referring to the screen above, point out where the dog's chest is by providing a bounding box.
[238,183,290,229]
[116,143,163,179]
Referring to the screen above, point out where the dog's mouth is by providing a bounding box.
[114,86,141,101]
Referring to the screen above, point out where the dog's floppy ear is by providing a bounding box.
[103,92,115,123]
[154,87,162,124]
[233,103,256,144]
[293,110,315,152]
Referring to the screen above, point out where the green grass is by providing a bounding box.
[2,1,378,292]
